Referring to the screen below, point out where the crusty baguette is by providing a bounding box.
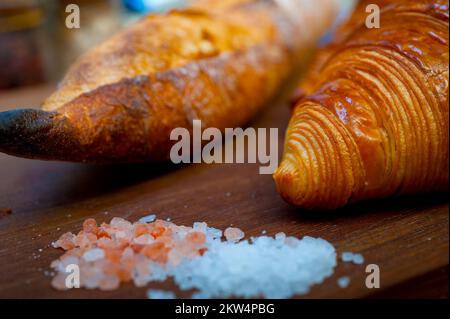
[0,0,339,162]
[274,0,449,209]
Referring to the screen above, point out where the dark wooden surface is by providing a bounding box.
[0,84,448,299]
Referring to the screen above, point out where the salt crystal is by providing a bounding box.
[205,227,222,239]
[83,248,105,262]
[114,230,128,239]
[284,236,300,247]
[52,232,76,250]
[110,217,132,229]
[352,254,364,265]
[147,289,176,299]
[193,222,207,232]
[275,232,286,241]
[337,276,350,288]
[224,227,245,243]
[139,215,156,224]
[341,252,354,262]
[171,234,337,298]
[122,247,134,260]
[341,252,364,265]
[134,234,154,245]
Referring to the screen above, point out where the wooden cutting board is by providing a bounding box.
[0,84,448,299]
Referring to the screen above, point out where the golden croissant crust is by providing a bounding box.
[274,0,449,209]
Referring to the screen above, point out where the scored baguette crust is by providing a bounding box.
[274,0,449,209]
[0,0,338,162]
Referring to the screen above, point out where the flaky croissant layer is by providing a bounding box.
[274,0,449,209]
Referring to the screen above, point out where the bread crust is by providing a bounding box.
[0,0,337,162]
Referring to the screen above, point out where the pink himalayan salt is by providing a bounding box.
[83,218,99,234]
[50,217,209,290]
[52,232,76,250]
[99,274,120,291]
[224,227,245,243]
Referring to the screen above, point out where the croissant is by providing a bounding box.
[0,0,339,162]
[274,0,449,209]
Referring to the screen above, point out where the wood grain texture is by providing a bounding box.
[0,84,448,299]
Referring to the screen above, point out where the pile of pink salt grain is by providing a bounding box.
[50,217,211,291]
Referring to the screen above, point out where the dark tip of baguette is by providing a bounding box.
[0,109,60,159]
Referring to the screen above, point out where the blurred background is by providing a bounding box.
[0,0,356,92]
[0,0,187,90]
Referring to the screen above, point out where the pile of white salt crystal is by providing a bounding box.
[50,216,337,298]
[341,252,364,265]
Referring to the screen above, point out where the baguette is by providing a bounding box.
[0,0,339,162]
[274,0,449,209]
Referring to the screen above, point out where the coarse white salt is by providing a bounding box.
[275,232,286,241]
[193,222,207,232]
[205,226,222,239]
[337,276,350,288]
[341,252,364,265]
[352,254,364,265]
[138,214,156,224]
[147,289,176,299]
[341,252,353,262]
[169,234,337,298]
